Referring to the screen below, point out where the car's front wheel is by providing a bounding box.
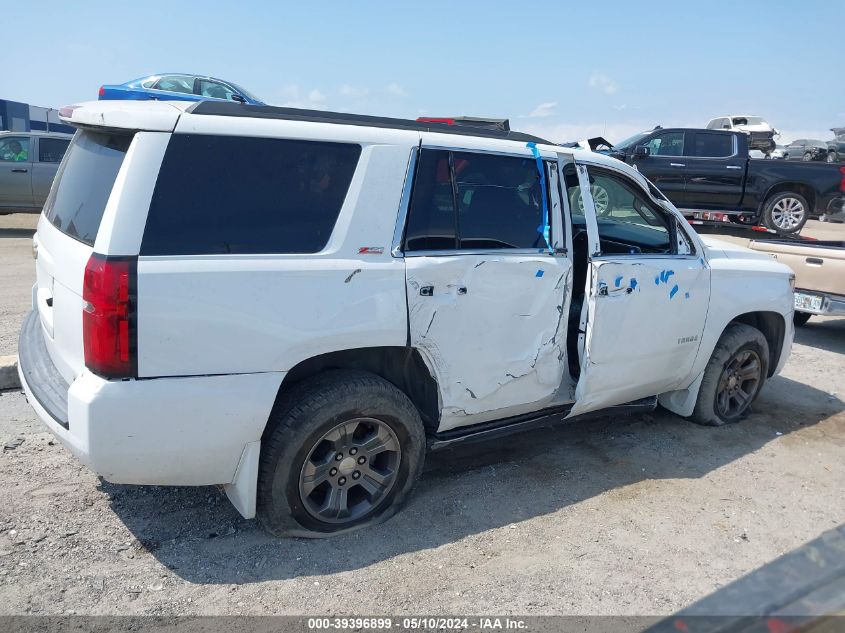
[689,323,770,426]
[763,192,809,234]
[257,370,426,537]
[827,152,838,163]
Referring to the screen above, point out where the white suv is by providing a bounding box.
[18,100,794,537]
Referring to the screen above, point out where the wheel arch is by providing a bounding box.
[270,346,441,434]
[727,311,786,377]
[659,309,787,417]
[760,182,817,214]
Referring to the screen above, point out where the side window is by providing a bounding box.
[645,132,685,157]
[693,133,734,158]
[404,150,456,251]
[404,149,550,252]
[38,138,71,163]
[153,75,195,94]
[141,135,361,255]
[452,151,548,250]
[197,79,236,101]
[587,168,674,255]
[0,136,30,162]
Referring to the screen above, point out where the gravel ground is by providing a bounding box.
[0,212,843,616]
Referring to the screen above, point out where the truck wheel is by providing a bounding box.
[570,184,613,216]
[793,312,812,327]
[689,323,769,426]
[763,192,809,234]
[257,370,426,537]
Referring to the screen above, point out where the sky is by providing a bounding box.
[3,0,843,145]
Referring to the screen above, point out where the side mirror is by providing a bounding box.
[633,145,650,158]
[231,94,246,104]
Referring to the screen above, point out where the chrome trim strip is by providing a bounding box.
[391,146,419,258]
[404,248,555,258]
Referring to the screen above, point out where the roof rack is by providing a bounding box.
[187,101,551,144]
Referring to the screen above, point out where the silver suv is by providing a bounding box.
[0,131,72,214]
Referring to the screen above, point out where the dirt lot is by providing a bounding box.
[1,213,843,616]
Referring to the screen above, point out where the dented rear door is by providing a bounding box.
[403,143,572,432]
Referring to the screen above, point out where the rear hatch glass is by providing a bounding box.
[43,131,133,245]
[36,130,134,383]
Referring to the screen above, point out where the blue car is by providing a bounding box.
[98,74,265,105]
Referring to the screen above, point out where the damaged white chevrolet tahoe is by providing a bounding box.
[18,100,795,537]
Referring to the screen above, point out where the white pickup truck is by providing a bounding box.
[18,101,795,537]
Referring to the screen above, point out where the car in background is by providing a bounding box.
[707,115,778,135]
[827,128,845,163]
[750,238,845,326]
[603,127,845,234]
[750,144,786,160]
[706,115,778,155]
[783,139,830,162]
[98,74,265,105]
[0,131,72,214]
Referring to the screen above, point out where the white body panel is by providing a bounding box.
[18,364,282,487]
[406,253,572,431]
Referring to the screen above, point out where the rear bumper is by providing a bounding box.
[17,310,283,486]
[794,291,845,317]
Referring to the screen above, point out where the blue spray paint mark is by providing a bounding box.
[630,278,638,290]
[660,270,675,284]
[699,257,705,267]
[535,269,544,278]
[685,292,690,299]
[654,275,660,285]
[614,275,623,287]
[669,284,679,299]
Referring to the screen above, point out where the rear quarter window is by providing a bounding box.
[140,135,361,255]
[42,131,133,246]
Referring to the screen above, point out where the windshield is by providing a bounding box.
[229,82,263,103]
[614,131,649,150]
[733,116,765,125]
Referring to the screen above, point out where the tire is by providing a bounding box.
[256,370,426,538]
[762,191,809,234]
[802,152,813,162]
[827,152,838,163]
[689,323,770,426]
[570,183,613,216]
[793,311,812,327]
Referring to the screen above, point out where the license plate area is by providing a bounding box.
[794,292,823,312]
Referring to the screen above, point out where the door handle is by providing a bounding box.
[11,168,28,173]
[670,163,686,168]
[457,286,467,295]
[805,257,823,266]
[726,165,742,170]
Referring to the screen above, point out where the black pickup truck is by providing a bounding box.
[601,127,845,234]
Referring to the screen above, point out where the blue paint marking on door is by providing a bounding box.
[535,269,544,278]
[669,284,679,299]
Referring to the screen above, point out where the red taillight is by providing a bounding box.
[416,117,455,125]
[840,166,845,192]
[98,86,105,97]
[82,254,136,378]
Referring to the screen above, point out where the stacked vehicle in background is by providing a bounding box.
[827,128,845,163]
[783,139,830,162]
[602,127,845,234]
[706,115,778,156]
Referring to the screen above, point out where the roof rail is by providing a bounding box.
[186,102,550,144]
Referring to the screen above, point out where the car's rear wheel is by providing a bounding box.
[689,323,769,426]
[802,152,813,162]
[257,370,426,537]
[570,184,612,216]
[793,311,812,327]
[763,192,809,234]
[827,152,838,163]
